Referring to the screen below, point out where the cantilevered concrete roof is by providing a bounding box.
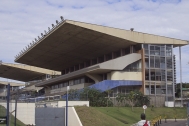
[15,20,188,71]
[0,62,61,82]
[0,81,25,87]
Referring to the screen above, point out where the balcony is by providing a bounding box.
[50,83,93,94]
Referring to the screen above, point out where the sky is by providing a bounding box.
[0,0,189,83]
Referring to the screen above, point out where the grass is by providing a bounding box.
[0,105,25,126]
[75,106,187,126]
[75,106,126,126]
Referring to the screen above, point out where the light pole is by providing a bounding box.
[66,86,69,126]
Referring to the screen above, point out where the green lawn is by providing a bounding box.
[0,105,25,126]
[75,106,126,126]
[75,106,187,126]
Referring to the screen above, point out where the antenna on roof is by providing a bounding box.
[130,28,134,31]
[60,16,64,21]
[56,20,59,24]
[44,30,47,34]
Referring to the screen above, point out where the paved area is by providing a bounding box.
[158,120,187,126]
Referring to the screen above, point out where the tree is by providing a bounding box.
[134,91,150,107]
[79,87,113,107]
[68,89,79,100]
[126,90,150,111]
[105,87,113,107]
[126,91,137,111]
[116,93,125,109]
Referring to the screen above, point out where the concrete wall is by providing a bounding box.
[50,83,92,94]
[110,71,142,81]
[35,107,65,126]
[165,101,174,107]
[0,101,87,125]
[0,102,35,125]
[68,107,83,126]
[149,95,165,107]
[58,101,89,107]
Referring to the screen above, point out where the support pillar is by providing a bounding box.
[179,46,183,107]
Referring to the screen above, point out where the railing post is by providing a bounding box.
[160,116,161,124]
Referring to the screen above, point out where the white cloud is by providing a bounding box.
[0,0,189,82]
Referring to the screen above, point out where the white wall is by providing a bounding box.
[110,71,142,81]
[58,101,89,107]
[0,102,35,125]
[68,107,83,126]
[0,101,88,125]
[165,101,174,107]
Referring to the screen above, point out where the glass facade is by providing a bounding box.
[144,44,174,101]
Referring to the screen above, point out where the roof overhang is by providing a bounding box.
[0,81,25,87]
[0,62,61,82]
[15,20,188,71]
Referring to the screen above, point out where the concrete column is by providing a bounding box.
[171,45,175,106]
[120,49,123,56]
[165,45,168,102]
[179,46,183,106]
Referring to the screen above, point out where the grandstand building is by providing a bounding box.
[0,61,61,100]
[14,19,188,106]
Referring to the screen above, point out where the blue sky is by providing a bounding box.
[0,0,189,83]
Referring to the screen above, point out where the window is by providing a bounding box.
[151,85,155,94]
[98,56,104,63]
[144,44,148,50]
[114,51,121,58]
[91,59,97,65]
[86,61,91,67]
[75,65,79,71]
[150,56,154,68]
[106,53,112,61]
[70,67,74,72]
[80,63,85,69]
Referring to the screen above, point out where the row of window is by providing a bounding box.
[61,45,140,75]
[145,70,173,81]
[145,85,173,95]
[144,44,172,57]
